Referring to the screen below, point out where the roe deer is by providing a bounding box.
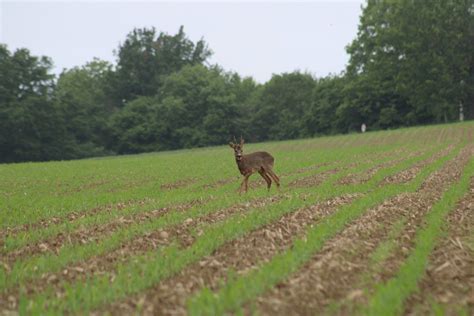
[229,136,280,194]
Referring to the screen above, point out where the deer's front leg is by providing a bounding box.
[239,176,247,195]
[244,172,254,193]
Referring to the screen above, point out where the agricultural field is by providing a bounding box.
[1,122,473,315]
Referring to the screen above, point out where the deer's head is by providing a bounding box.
[229,136,245,161]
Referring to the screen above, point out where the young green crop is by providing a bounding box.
[1,136,396,228]
[0,121,471,315]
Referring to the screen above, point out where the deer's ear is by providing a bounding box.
[229,142,235,148]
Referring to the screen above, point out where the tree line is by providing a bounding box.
[1,0,472,163]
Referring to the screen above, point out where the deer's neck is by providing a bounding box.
[235,156,247,174]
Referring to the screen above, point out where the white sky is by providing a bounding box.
[0,0,364,83]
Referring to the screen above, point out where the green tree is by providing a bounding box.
[158,65,240,148]
[304,76,346,136]
[112,26,212,105]
[109,96,160,154]
[54,59,114,157]
[0,45,73,162]
[251,72,315,141]
[226,74,261,142]
[346,0,473,126]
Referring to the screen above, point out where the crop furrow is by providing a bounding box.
[403,177,474,315]
[0,198,148,240]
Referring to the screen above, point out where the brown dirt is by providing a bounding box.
[254,144,472,316]
[209,164,337,192]
[201,176,237,189]
[160,177,199,190]
[59,179,111,195]
[404,178,474,315]
[288,168,340,188]
[96,193,361,315]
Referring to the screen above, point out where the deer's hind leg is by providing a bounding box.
[265,167,280,188]
[258,169,272,191]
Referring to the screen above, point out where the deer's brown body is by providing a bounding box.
[229,137,280,194]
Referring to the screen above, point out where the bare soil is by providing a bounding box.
[288,168,340,188]
[160,177,199,190]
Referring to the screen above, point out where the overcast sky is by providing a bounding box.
[1,0,364,83]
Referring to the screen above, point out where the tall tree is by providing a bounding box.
[112,26,212,105]
[108,96,161,154]
[346,0,473,126]
[158,65,239,148]
[0,45,73,162]
[54,59,114,156]
[109,65,242,153]
[304,76,346,136]
[251,72,315,141]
